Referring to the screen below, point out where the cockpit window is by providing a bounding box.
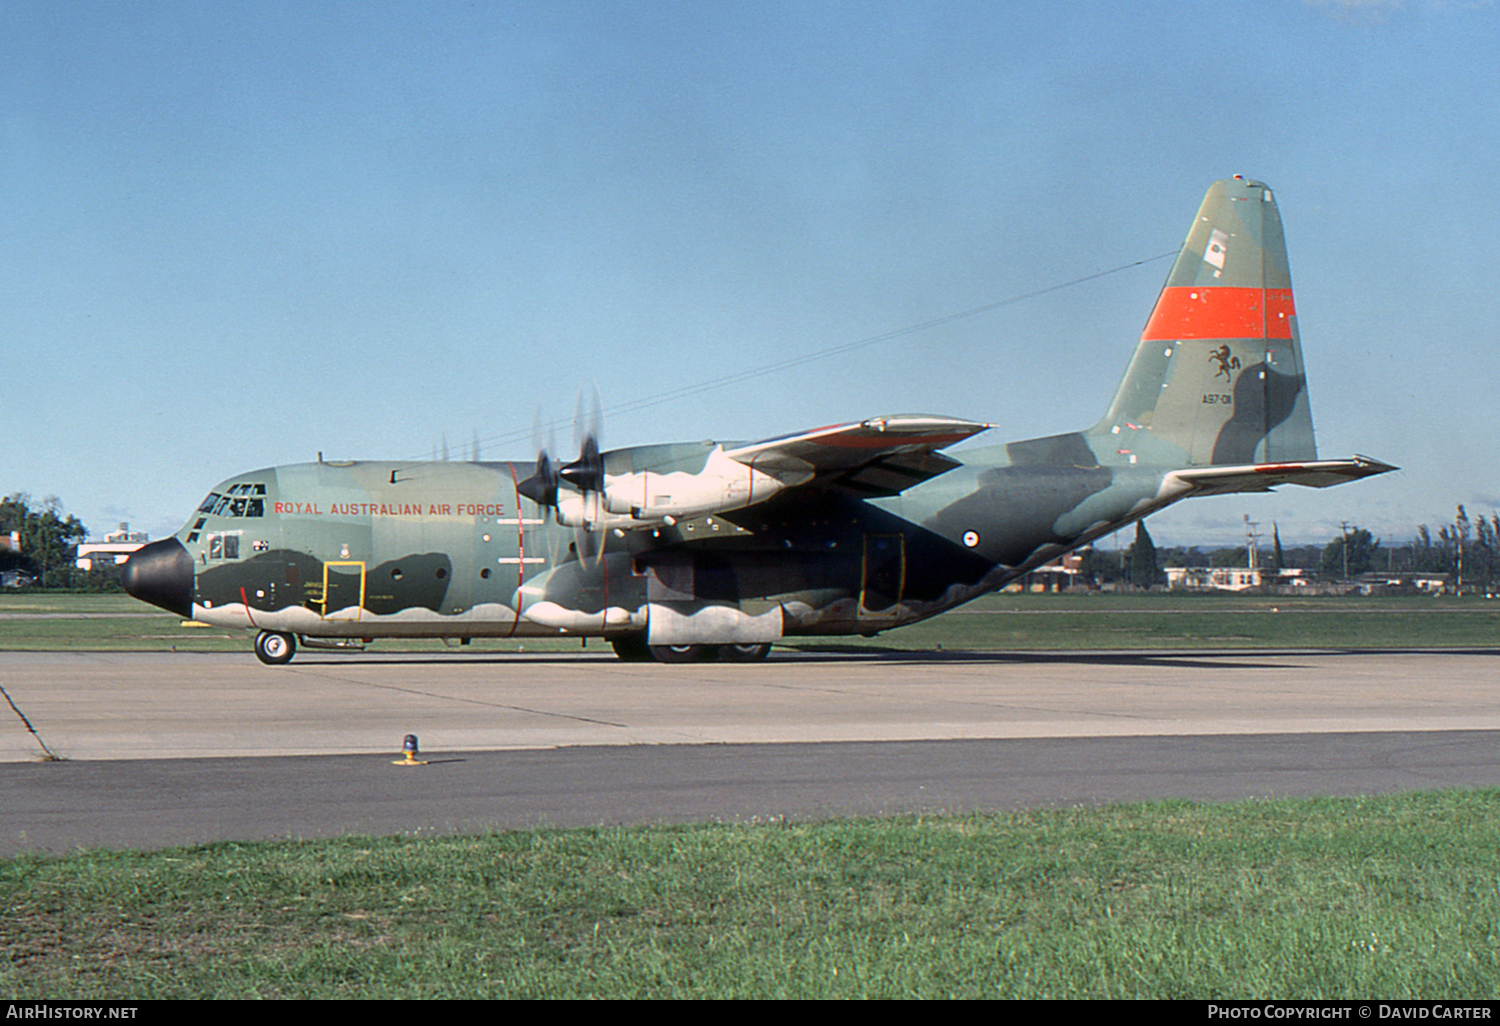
[196,484,267,518]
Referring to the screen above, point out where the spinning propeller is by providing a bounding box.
[559,388,605,510]
[559,432,604,495]
[516,391,610,564]
[516,408,561,507]
[516,448,559,507]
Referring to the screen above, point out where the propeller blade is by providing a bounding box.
[559,433,604,494]
[517,408,561,507]
[563,387,609,570]
[516,449,558,507]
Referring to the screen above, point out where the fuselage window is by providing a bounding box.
[197,487,266,519]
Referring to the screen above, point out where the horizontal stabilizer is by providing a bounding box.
[1163,455,1397,497]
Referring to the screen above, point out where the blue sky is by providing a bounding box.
[4,0,1497,548]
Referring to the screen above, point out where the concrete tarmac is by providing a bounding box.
[2,649,1498,853]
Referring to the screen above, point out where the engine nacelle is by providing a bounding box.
[554,447,801,530]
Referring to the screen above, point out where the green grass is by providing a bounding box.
[5,791,1499,998]
[797,592,1500,652]
[7,594,1498,997]
[6,591,1500,655]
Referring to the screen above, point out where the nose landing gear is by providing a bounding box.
[254,630,297,665]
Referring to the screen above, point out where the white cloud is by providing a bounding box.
[1305,0,1493,19]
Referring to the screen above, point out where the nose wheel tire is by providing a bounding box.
[254,630,297,665]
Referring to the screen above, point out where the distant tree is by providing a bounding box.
[1209,547,1249,568]
[1157,546,1208,568]
[1128,521,1162,588]
[1411,524,1445,573]
[1272,523,1285,572]
[0,493,88,588]
[1321,526,1379,579]
[1439,524,1460,578]
[1472,514,1498,593]
[1076,545,1124,586]
[1456,506,1473,589]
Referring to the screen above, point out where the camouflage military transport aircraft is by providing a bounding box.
[124,177,1394,664]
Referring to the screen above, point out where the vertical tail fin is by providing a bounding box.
[1095,176,1317,467]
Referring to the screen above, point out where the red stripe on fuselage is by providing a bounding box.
[1141,287,1294,341]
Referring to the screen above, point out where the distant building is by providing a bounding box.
[1167,565,1258,591]
[2,531,28,587]
[1003,552,1086,592]
[1164,566,1310,592]
[75,523,150,572]
[1354,573,1451,595]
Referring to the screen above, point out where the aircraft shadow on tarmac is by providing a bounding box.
[270,646,1500,671]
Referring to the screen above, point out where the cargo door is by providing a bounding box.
[858,534,905,619]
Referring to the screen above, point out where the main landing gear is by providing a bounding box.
[720,643,773,662]
[609,637,772,663]
[254,630,297,665]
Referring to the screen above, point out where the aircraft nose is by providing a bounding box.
[122,537,194,618]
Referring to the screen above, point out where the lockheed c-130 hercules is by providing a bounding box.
[124,177,1394,664]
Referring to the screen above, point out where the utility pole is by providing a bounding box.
[1340,521,1352,580]
[1456,512,1465,596]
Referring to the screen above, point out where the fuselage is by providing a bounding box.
[123,432,1172,645]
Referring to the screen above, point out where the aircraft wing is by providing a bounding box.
[1163,455,1397,498]
[723,415,990,496]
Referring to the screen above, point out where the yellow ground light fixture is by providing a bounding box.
[393,733,429,766]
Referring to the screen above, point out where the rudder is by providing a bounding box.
[1094,177,1318,467]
